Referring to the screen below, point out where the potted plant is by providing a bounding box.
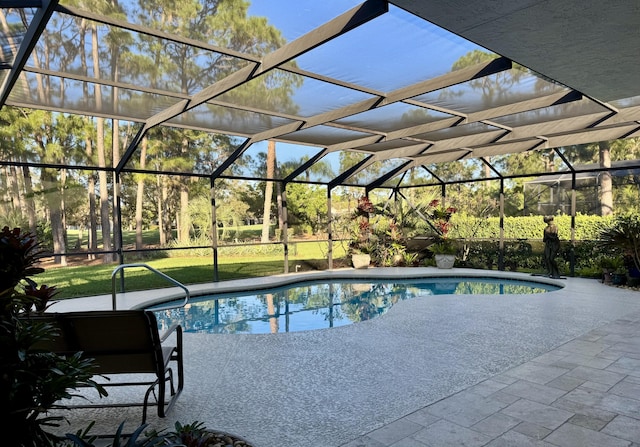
[429,239,458,269]
[426,200,458,269]
[598,257,618,284]
[349,195,376,269]
[613,264,628,286]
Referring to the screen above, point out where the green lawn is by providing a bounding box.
[37,240,347,299]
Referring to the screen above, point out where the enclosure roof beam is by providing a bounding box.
[0,0,58,108]
[366,160,413,191]
[260,57,510,143]
[480,157,503,178]
[141,0,387,131]
[325,88,582,156]
[283,149,329,184]
[328,155,374,190]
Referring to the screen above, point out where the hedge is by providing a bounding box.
[447,213,613,241]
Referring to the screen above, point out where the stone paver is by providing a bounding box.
[343,307,640,447]
[566,365,626,386]
[602,415,640,443]
[366,419,423,445]
[544,423,631,447]
[471,412,521,437]
[512,421,553,440]
[500,380,566,405]
[485,430,555,446]
[409,420,492,447]
[502,363,570,385]
[425,392,507,427]
[501,399,573,430]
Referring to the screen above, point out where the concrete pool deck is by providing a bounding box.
[48,268,640,447]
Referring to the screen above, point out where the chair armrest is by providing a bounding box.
[159,322,182,343]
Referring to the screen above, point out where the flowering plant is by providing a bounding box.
[426,200,458,255]
[356,195,375,215]
[350,196,376,255]
[427,199,457,237]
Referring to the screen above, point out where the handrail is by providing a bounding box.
[111,263,190,311]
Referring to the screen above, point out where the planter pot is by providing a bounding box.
[352,254,371,269]
[434,254,455,269]
[612,273,627,286]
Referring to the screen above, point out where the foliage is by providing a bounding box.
[425,199,458,256]
[349,196,376,255]
[598,256,625,272]
[459,240,500,270]
[428,239,457,255]
[370,214,407,266]
[166,421,216,447]
[0,227,106,447]
[445,213,612,241]
[426,199,457,236]
[61,420,251,447]
[285,183,328,235]
[597,212,640,272]
[344,196,412,266]
[62,422,170,447]
[503,239,535,271]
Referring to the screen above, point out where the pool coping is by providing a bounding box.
[48,267,566,313]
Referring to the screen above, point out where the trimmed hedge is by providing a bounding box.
[448,213,613,241]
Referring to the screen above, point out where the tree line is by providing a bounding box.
[2,2,640,265]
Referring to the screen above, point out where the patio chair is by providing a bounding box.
[28,309,183,423]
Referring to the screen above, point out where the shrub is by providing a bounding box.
[598,212,640,272]
[0,227,106,447]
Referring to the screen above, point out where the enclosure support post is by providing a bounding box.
[499,179,505,271]
[114,171,125,291]
[211,178,219,282]
[282,183,289,274]
[327,187,333,270]
[570,172,577,276]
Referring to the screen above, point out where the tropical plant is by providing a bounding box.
[62,422,167,447]
[0,227,255,446]
[426,199,457,237]
[597,212,640,273]
[0,226,106,447]
[61,420,253,447]
[349,195,376,255]
[428,239,458,255]
[426,200,458,256]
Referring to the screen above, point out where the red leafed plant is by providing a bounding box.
[427,200,458,255]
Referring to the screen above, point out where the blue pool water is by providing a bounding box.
[151,277,560,334]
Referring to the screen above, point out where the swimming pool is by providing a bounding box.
[150,276,560,334]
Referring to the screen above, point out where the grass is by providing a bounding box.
[37,240,347,299]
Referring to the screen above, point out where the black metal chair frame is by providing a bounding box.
[29,309,184,423]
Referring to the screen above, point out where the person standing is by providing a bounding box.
[543,215,560,278]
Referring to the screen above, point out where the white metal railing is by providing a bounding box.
[111,263,190,311]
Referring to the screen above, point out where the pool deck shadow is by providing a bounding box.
[48,268,640,447]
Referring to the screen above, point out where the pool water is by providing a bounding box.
[151,277,560,334]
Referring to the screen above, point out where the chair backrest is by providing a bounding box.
[28,310,163,375]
